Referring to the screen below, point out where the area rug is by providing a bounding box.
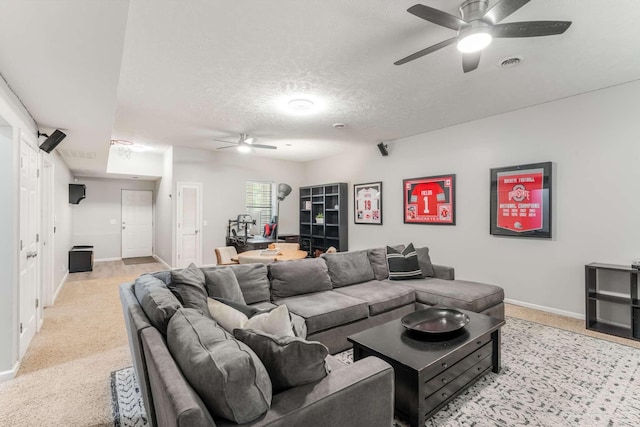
[111,318,640,426]
[122,256,157,265]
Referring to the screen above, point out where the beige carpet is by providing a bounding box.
[1,261,638,426]
[0,260,164,427]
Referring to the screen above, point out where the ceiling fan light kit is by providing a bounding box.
[396,0,572,72]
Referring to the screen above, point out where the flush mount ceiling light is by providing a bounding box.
[288,98,315,111]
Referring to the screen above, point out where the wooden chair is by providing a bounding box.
[215,246,239,265]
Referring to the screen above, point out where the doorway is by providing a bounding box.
[121,190,153,258]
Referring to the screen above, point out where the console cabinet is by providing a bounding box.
[585,262,640,340]
[299,183,348,256]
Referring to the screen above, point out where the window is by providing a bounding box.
[245,181,275,232]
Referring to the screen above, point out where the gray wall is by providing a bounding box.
[52,153,73,296]
[72,177,156,260]
[154,147,174,266]
[304,80,640,318]
[173,147,305,266]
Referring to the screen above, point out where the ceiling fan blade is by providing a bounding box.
[407,4,467,31]
[213,138,237,144]
[394,36,457,65]
[482,0,530,25]
[216,146,238,150]
[462,51,481,73]
[492,21,572,38]
[251,143,277,150]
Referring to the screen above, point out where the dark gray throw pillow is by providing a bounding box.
[233,328,330,392]
[133,274,182,334]
[386,243,423,280]
[204,267,246,304]
[167,309,272,424]
[416,246,436,278]
[169,263,210,318]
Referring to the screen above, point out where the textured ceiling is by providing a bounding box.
[1,0,640,175]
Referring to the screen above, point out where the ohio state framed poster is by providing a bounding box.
[490,162,552,238]
[354,182,382,225]
[403,174,455,225]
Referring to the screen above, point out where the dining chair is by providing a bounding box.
[215,246,239,265]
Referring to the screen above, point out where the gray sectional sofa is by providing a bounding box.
[120,245,504,427]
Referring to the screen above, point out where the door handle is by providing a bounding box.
[122,226,126,230]
[195,229,199,234]
[32,252,37,258]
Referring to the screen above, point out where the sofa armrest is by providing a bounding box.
[140,327,215,427]
[432,264,455,280]
[216,356,394,427]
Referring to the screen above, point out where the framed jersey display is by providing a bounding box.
[490,162,552,238]
[403,174,455,225]
[354,182,382,225]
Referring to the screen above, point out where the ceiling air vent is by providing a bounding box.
[499,57,522,68]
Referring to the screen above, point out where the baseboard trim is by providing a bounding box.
[95,257,122,262]
[505,298,584,320]
[51,271,68,305]
[0,361,20,383]
[153,255,171,269]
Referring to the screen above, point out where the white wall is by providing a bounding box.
[106,145,164,177]
[154,147,174,266]
[173,147,305,266]
[72,177,156,260]
[304,80,640,318]
[52,152,73,296]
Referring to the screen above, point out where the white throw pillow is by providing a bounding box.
[207,298,294,337]
[246,305,295,337]
[207,298,249,333]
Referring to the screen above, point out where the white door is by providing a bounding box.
[19,138,39,358]
[176,182,202,268]
[121,190,153,258]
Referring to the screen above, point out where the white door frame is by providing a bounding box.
[176,182,202,267]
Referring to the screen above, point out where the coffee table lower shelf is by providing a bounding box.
[348,310,504,427]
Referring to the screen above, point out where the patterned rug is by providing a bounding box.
[111,318,640,426]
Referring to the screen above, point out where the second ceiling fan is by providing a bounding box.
[215,133,277,153]
[395,0,572,72]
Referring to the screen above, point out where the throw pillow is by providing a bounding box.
[169,263,211,317]
[204,267,246,304]
[233,328,330,392]
[167,309,272,424]
[416,246,436,278]
[208,299,295,337]
[386,243,423,280]
[133,274,182,335]
[213,297,262,318]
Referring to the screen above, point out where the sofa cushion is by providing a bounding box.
[416,247,436,278]
[233,328,330,392]
[394,278,504,312]
[133,274,182,335]
[274,291,369,334]
[204,267,246,304]
[386,244,423,280]
[321,250,375,287]
[166,308,272,424]
[269,258,332,299]
[169,263,211,317]
[333,280,415,316]
[367,247,389,280]
[227,264,271,304]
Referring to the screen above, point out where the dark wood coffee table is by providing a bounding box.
[348,309,505,427]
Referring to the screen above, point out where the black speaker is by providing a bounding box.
[377,142,389,156]
[39,129,67,153]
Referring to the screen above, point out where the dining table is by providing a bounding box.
[233,249,308,263]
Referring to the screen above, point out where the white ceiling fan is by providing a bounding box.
[214,133,277,153]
